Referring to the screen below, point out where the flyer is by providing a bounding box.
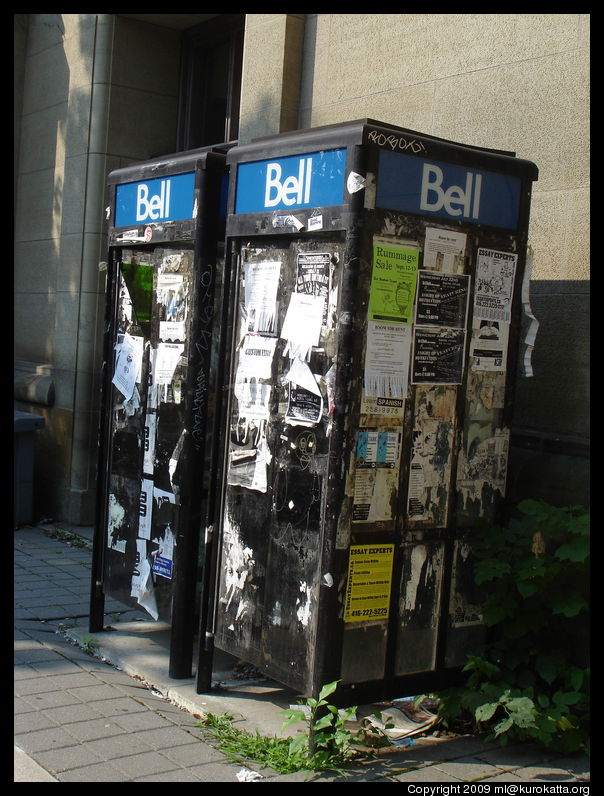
[281,292,325,361]
[353,428,402,523]
[244,260,281,334]
[411,327,466,384]
[474,248,518,324]
[364,321,412,398]
[296,252,331,326]
[368,240,419,324]
[112,332,144,400]
[344,544,395,623]
[285,383,323,426]
[423,227,467,273]
[469,318,510,372]
[415,271,470,329]
[237,335,278,380]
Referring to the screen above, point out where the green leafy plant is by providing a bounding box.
[196,680,364,775]
[281,680,360,770]
[80,634,99,656]
[436,500,590,754]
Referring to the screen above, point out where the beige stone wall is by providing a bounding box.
[297,13,589,285]
[14,14,183,522]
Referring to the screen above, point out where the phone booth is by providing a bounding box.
[196,120,538,703]
[90,145,229,679]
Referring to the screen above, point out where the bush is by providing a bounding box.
[436,500,589,754]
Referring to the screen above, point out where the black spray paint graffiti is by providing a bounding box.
[191,263,215,451]
[367,129,428,155]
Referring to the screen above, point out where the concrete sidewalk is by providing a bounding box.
[15,523,591,784]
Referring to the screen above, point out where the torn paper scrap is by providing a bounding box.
[284,357,322,396]
[360,701,439,741]
[131,539,159,620]
[138,478,153,540]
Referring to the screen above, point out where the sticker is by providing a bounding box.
[368,240,419,324]
[344,544,395,623]
[347,171,366,194]
[353,429,402,523]
[154,343,184,385]
[143,412,157,475]
[307,215,323,231]
[159,321,185,342]
[360,394,405,419]
[407,386,457,526]
[237,335,278,380]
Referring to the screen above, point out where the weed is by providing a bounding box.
[197,680,365,775]
[80,634,99,656]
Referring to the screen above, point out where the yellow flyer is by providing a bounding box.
[344,544,395,622]
[368,241,419,324]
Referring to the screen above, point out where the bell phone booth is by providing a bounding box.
[90,145,229,678]
[199,119,538,703]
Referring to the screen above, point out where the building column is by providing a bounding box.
[238,14,305,144]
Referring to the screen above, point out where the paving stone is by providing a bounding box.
[111,750,186,778]
[431,756,503,781]
[14,725,78,754]
[55,716,128,742]
[67,683,124,702]
[185,761,246,782]
[14,711,59,733]
[393,764,463,782]
[32,744,104,773]
[56,761,131,782]
[133,767,203,782]
[21,690,83,710]
[15,672,101,695]
[85,696,150,717]
[161,740,226,767]
[83,732,158,761]
[112,710,174,732]
[135,725,201,750]
[40,702,106,726]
